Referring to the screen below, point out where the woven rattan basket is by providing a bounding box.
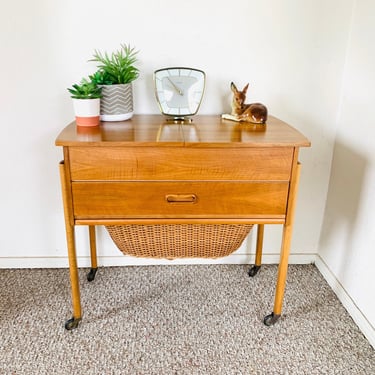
[106,224,253,259]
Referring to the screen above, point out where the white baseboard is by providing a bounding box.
[0,252,316,268]
[315,255,375,349]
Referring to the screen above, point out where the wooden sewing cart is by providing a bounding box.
[56,115,310,329]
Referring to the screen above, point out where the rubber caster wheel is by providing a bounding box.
[263,312,280,326]
[87,268,98,282]
[248,265,261,277]
[65,317,81,330]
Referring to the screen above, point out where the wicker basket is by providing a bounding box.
[106,224,253,259]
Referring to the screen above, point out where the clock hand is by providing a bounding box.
[167,77,184,96]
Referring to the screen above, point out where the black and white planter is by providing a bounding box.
[99,83,134,121]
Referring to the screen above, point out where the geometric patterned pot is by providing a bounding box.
[99,83,133,121]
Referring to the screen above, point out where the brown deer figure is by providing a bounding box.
[230,82,267,124]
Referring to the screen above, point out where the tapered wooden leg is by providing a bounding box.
[87,226,98,282]
[248,224,264,277]
[255,224,264,265]
[264,223,293,326]
[59,162,82,330]
[264,162,301,326]
[274,225,293,312]
[64,224,82,330]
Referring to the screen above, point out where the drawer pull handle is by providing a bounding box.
[166,194,197,203]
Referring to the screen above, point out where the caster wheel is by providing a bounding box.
[87,268,98,282]
[248,265,261,277]
[65,317,81,330]
[263,312,280,326]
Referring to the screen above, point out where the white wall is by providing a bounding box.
[0,0,352,267]
[317,0,375,346]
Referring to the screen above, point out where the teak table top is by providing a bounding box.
[55,115,311,149]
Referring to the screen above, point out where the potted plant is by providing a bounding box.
[68,78,102,127]
[90,43,139,121]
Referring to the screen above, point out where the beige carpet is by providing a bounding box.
[0,264,374,374]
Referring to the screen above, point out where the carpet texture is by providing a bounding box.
[0,264,374,374]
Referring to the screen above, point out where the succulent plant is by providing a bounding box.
[67,78,102,99]
[89,43,139,85]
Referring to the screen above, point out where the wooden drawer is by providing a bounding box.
[72,181,289,219]
[68,146,294,181]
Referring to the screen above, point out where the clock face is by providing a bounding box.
[154,67,205,118]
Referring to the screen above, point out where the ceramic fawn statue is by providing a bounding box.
[222,82,268,124]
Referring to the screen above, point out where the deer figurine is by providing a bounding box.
[222,82,268,124]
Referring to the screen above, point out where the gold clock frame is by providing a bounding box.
[153,67,206,122]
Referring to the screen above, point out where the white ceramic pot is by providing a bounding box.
[72,98,100,127]
[99,83,133,121]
